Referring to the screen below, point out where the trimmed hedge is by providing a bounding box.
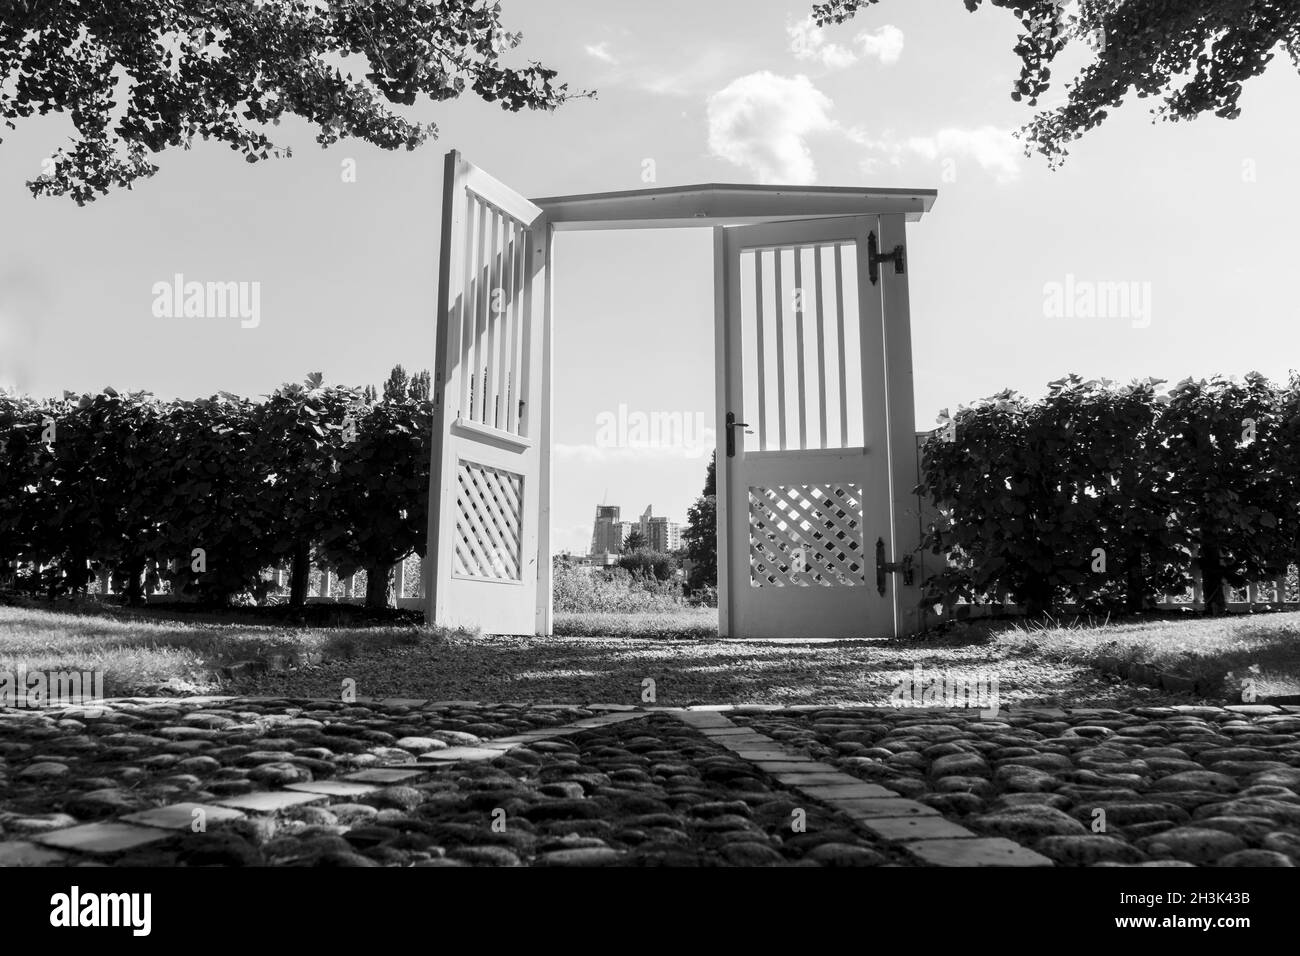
[919,373,1300,615]
[0,376,430,606]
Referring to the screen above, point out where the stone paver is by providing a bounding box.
[855,815,977,842]
[213,790,327,813]
[753,761,840,773]
[905,837,1054,867]
[342,768,427,784]
[35,822,173,854]
[120,803,247,830]
[0,841,67,866]
[835,797,941,818]
[285,780,380,798]
[797,782,900,800]
[417,746,511,762]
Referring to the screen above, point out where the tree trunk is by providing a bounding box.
[289,542,311,608]
[116,556,146,606]
[1200,540,1227,616]
[1019,569,1054,618]
[1123,547,1145,613]
[365,563,391,609]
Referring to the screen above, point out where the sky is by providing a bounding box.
[3,1,1300,555]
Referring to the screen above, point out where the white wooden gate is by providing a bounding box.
[426,152,549,635]
[717,216,916,639]
[426,160,934,638]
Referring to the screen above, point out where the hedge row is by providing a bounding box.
[10,369,1298,618]
[918,373,1300,615]
[0,374,430,606]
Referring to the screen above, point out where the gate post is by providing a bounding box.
[878,214,924,636]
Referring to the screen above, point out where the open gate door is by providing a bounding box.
[717,215,917,639]
[426,151,550,635]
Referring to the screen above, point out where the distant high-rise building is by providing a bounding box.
[590,501,682,556]
[646,515,683,553]
[590,505,623,558]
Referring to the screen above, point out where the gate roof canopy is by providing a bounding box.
[532,182,937,231]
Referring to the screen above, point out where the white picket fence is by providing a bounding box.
[943,570,1300,621]
[85,553,427,609]
[261,555,427,609]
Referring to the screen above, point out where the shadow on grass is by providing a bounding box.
[0,601,450,697]
[228,629,1095,707]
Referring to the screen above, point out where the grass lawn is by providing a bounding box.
[0,601,426,697]
[1000,610,1300,699]
[554,608,717,639]
[2,598,1298,705]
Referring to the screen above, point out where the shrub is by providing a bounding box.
[616,549,678,581]
[552,563,685,613]
[920,372,1300,617]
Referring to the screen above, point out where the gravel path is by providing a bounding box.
[230,633,1176,707]
[0,701,905,867]
[3,697,1300,866]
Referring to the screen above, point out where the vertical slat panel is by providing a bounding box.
[814,245,828,449]
[484,210,501,427]
[496,217,513,432]
[753,251,767,451]
[793,246,807,450]
[505,220,522,434]
[834,245,848,448]
[517,223,535,436]
[773,249,787,451]
[469,197,488,421]
[459,193,481,417]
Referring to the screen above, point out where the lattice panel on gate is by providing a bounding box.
[454,460,523,581]
[749,483,865,587]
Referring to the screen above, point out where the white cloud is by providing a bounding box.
[856,25,904,65]
[584,42,617,64]
[787,16,858,69]
[905,126,1023,183]
[856,125,1023,183]
[707,72,839,184]
[787,17,903,70]
[638,56,737,97]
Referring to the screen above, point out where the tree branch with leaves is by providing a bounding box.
[813,0,1300,167]
[0,0,590,203]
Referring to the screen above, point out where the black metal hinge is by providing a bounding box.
[875,537,914,596]
[867,231,905,286]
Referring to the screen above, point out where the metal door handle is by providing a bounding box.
[725,412,749,457]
